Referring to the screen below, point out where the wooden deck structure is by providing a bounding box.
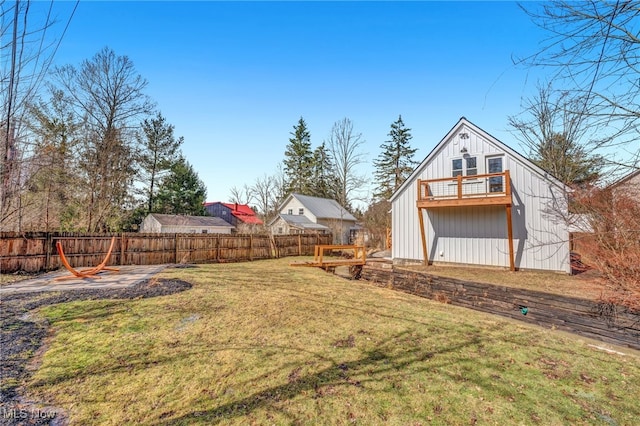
[290,244,366,277]
[417,170,515,271]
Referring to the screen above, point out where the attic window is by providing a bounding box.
[452,159,463,177]
[299,208,304,215]
[287,209,293,215]
[452,157,477,177]
[466,156,477,176]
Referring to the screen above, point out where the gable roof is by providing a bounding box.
[149,213,233,228]
[608,168,640,190]
[275,214,330,230]
[221,203,263,225]
[203,202,263,225]
[284,193,357,221]
[389,117,568,202]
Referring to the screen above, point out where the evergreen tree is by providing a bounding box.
[533,132,603,186]
[137,113,184,213]
[310,142,337,199]
[154,156,207,215]
[373,115,418,200]
[283,117,313,195]
[508,85,604,186]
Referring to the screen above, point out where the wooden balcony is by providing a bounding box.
[417,171,512,208]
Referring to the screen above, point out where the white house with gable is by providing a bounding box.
[269,193,357,244]
[390,117,571,273]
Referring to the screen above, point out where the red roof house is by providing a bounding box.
[204,202,263,226]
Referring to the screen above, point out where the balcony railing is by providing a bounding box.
[417,171,512,207]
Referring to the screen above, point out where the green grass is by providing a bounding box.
[28,258,639,425]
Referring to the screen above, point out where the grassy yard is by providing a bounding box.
[28,258,639,425]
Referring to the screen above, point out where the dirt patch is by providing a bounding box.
[0,278,192,426]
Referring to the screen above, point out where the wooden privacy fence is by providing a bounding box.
[0,232,332,273]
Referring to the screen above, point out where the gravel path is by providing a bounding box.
[0,276,192,426]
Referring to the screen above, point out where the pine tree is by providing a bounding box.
[310,142,336,199]
[137,113,184,213]
[154,156,207,215]
[283,117,313,195]
[373,115,418,200]
[534,132,603,185]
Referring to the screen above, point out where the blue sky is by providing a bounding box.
[41,1,550,205]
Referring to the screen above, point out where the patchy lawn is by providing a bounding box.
[25,258,639,425]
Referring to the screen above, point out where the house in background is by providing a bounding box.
[140,213,234,234]
[390,117,570,273]
[204,202,263,231]
[609,168,640,198]
[269,193,357,243]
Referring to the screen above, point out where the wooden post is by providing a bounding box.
[417,207,428,266]
[216,234,221,261]
[457,174,463,199]
[506,205,515,272]
[45,232,53,271]
[174,234,179,264]
[504,170,515,271]
[298,234,302,256]
[120,233,125,265]
[249,234,253,261]
[505,170,512,198]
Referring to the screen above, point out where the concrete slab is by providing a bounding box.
[0,264,169,294]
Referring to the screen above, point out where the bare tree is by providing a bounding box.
[572,185,640,311]
[508,84,604,185]
[325,117,368,210]
[1,1,79,230]
[519,1,640,170]
[51,47,154,231]
[271,163,288,211]
[21,87,83,231]
[250,173,276,220]
[229,184,253,205]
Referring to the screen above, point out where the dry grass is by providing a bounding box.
[0,271,43,286]
[26,258,639,425]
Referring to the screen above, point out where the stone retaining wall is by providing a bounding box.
[361,262,640,350]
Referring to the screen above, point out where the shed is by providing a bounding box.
[140,213,234,234]
[390,117,570,273]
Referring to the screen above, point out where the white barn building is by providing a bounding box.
[140,213,234,234]
[390,117,570,273]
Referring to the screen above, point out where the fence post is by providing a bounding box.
[120,233,125,265]
[216,234,220,261]
[45,232,53,271]
[174,234,179,264]
[298,234,302,256]
[249,234,253,261]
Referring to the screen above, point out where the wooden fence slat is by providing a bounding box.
[1,232,333,273]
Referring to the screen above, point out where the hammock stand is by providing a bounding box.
[55,237,120,281]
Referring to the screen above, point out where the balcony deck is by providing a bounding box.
[415,171,515,270]
[417,171,511,208]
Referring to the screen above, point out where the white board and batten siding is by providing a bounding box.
[391,118,571,273]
